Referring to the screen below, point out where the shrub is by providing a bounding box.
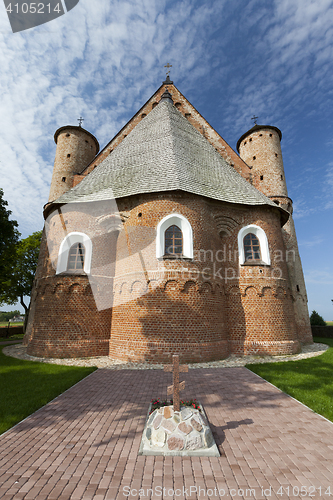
[310,310,326,326]
[149,398,201,414]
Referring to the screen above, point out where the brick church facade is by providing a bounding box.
[24,77,313,362]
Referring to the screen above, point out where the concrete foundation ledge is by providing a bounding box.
[26,338,110,358]
[230,339,301,356]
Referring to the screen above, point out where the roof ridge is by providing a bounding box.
[164,101,182,189]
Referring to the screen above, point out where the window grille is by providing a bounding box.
[243,233,261,261]
[164,225,183,256]
[67,243,85,270]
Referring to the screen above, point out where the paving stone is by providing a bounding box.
[203,428,214,448]
[191,417,203,432]
[167,435,185,451]
[151,428,166,448]
[163,406,173,419]
[147,411,156,425]
[199,413,208,426]
[161,419,176,434]
[153,414,162,430]
[173,414,180,424]
[180,407,193,420]
[185,432,202,450]
[178,422,193,435]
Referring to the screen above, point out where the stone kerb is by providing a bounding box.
[139,403,220,457]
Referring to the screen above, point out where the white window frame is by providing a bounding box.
[56,232,92,274]
[156,214,193,259]
[238,224,270,265]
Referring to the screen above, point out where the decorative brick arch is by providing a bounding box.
[56,232,92,275]
[244,285,258,297]
[156,214,193,259]
[182,280,197,293]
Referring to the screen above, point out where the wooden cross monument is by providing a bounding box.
[164,355,188,412]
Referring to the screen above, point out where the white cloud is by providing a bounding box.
[0,0,224,236]
[292,199,317,219]
[299,236,325,248]
[0,0,332,239]
[218,0,333,139]
[305,268,333,285]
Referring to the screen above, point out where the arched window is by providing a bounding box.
[67,242,85,270]
[243,233,261,262]
[156,214,193,259]
[164,225,183,256]
[238,225,270,266]
[56,232,92,274]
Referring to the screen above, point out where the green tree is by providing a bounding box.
[2,231,42,330]
[0,310,20,322]
[310,310,326,326]
[0,188,20,299]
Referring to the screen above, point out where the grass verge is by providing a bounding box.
[0,333,24,341]
[0,322,23,327]
[0,346,96,435]
[247,337,333,422]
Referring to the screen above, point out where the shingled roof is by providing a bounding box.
[54,98,287,222]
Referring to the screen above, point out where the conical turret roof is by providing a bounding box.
[53,99,286,220]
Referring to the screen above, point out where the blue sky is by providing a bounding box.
[0,0,332,319]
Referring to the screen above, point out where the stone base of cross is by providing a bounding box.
[164,355,188,412]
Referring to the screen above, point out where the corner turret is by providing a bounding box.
[48,125,99,202]
[237,124,313,344]
[237,124,289,204]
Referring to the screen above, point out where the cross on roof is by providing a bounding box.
[251,115,258,125]
[164,354,188,412]
[164,63,172,77]
[78,116,84,127]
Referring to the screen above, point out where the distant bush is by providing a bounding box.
[310,310,326,326]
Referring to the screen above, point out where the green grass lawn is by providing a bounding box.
[326,321,333,326]
[0,345,96,435]
[247,337,333,422]
[0,333,24,341]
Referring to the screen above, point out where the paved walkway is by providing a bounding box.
[0,367,333,500]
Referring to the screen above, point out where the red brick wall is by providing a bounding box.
[25,202,117,358]
[26,192,303,361]
[109,194,301,362]
[26,276,112,358]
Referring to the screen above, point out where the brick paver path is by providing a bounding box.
[1,367,333,500]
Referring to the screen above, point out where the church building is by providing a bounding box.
[24,77,313,362]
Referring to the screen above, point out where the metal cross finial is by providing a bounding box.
[164,355,188,412]
[78,116,84,127]
[251,115,258,125]
[164,63,172,77]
